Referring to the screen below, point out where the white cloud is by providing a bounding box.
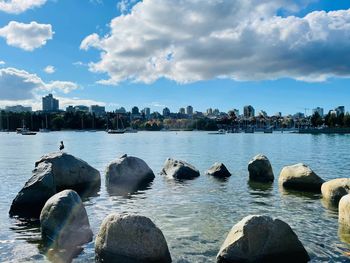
[44,65,55,74]
[0,21,53,51]
[0,67,79,101]
[81,0,350,84]
[0,0,47,14]
[57,97,106,109]
[0,60,5,65]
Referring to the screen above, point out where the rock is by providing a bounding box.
[35,152,101,193]
[279,163,324,192]
[9,162,56,218]
[40,190,93,256]
[248,154,274,183]
[321,178,350,205]
[217,215,310,263]
[339,194,350,226]
[161,158,200,180]
[206,163,231,178]
[95,214,171,263]
[105,155,155,192]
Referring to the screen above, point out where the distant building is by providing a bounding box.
[213,108,220,116]
[42,94,59,112]
[312,107,324,117]
[5,105,32,113]
[179,107,185,114]
[206,108,213,115]
[293,112,305,119]
[66,106,75,113]
[233,109,239,117]
[163,107,171,117]
[243,105,255,118]
[335,106,345,116]
[132,106,140,115]
[74,105,89,113]
[90,105,106,116]
[186,105,193,116]
[115,107,126,114]
[143,107,151,119]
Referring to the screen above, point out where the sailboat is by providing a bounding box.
[107,114,125,134]
[20,119,36,135]
[39,115,50,132]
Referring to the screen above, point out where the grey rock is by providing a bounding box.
[339,194,350,227]
[206,163,231,178]
[105,155,155,193]
[9,162,56,218]
[279,163,324,192]
[217,215,310,263]
[35,152,100,193]
[321,178,350,205]
[248,154,274,183]
[95,213,171,263]
[161,158,200,180]
[40,190,92,253]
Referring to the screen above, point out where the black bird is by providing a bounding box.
[59,141,64,151]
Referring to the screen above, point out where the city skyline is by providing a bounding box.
[1,1,350,115]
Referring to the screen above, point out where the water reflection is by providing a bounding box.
[279,185,321,200]
[339,224,350,244]
[106,181,153,197]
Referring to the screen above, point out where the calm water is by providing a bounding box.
[1,131,350,262]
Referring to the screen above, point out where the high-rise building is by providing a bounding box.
[179,107,185,114]
[163,107,171,117]
[186,105,193,116]
[312,107,324,117]
[143,107,151,119]
[90,105,106,116]
[74,105,89,112]
[42,94,59,112]
[213,108,220,116]
[233,109,239,117]
[206,108,213,115]
[5,105,32,113]
[243,105,255,118]
[115,107,126,114]
[335,106,345,116]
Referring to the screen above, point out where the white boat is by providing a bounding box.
[208,129,226,135]
[21,128,37,135]
[40,115,50,132]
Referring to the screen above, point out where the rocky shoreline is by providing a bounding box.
[9,152,350,262]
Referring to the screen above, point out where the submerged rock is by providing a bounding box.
[95,213,171,263]
[217,215,310,263]
[9,162,56,218]
[105,154,155,194]
[40,190,93,261]
[321,178,350,205]
[206,163,231,178]
[161,158,200,180]
[35,152,101,193]
[248,154,274,183]
[279,163,324,192]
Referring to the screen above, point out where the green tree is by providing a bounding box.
[51,116,65,130]
[310,112,323,127]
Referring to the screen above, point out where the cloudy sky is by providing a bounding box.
[0,0,350,115]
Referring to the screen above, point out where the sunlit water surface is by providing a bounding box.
[1,131,350,262]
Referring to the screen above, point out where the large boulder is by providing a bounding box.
[206,163,231,178]
[105,154,155,193]
[161,158,200,180]
[339,194,350,227]
[321,178,350,205]
[95,214,172,263]
[35,152,100,193]
[40,190,93,261]
[9,162,56,218]
[217,215,309,263]
[279,163,324,192]
[248,154,274,183]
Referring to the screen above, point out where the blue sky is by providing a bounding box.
[0,0,350,116]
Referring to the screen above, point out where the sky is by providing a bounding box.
[0,0,350,116]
